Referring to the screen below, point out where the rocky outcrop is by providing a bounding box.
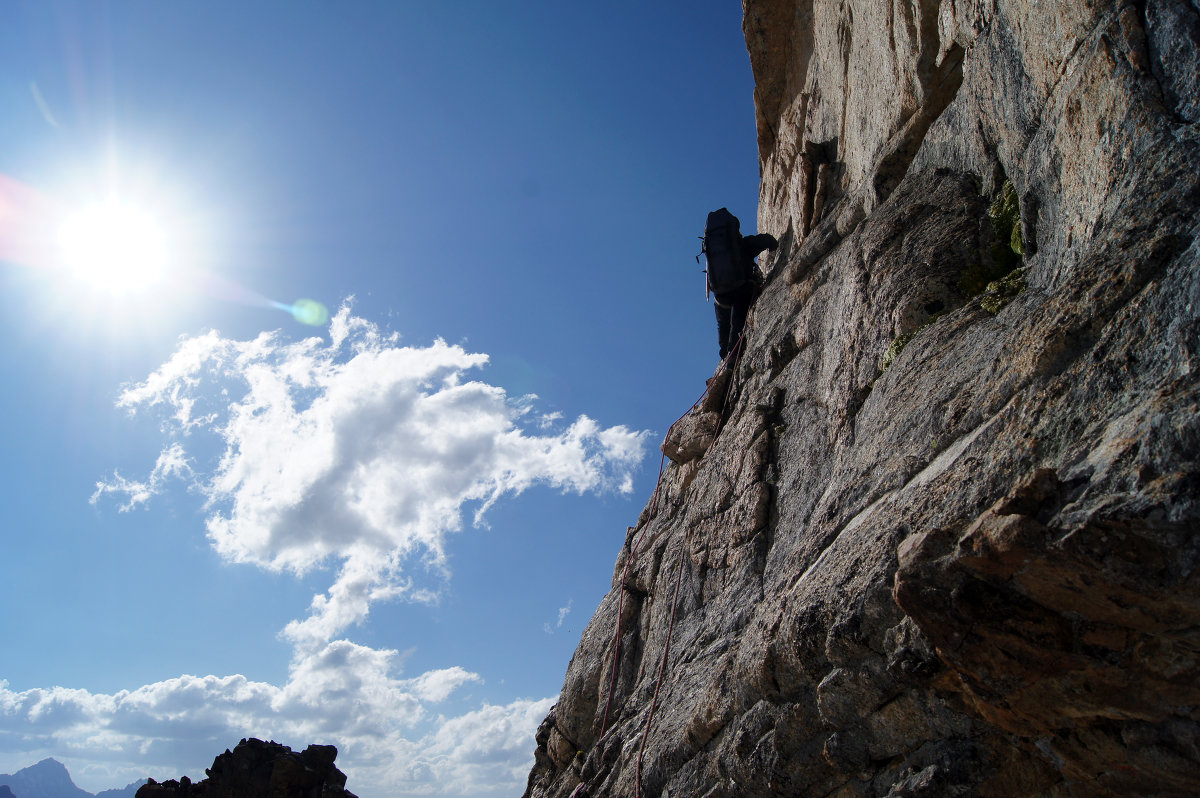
[137,739,356,798]
[525,1,1200,796]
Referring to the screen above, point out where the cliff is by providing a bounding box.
[524,1,1200,796]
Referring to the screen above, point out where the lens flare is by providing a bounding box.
[288,298,330,326]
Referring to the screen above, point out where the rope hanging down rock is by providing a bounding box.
[594,311,756,797]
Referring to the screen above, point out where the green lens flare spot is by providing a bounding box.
[291,298,329,326]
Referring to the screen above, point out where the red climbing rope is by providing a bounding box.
[599,449,668,737]
[717,326,749,430]
[594,307,758,792]
[598,351,730,739]
[634,551,686,797]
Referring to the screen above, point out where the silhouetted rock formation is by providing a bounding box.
[525,1,1200,796]
[136,739,356,798]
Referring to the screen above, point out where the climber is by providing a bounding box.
[701,208,778,360]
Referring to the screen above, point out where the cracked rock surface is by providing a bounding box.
[525,1,1200,796]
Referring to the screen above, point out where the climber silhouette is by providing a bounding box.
[701,208,777,360]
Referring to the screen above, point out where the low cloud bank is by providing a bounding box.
[0,670,553,797]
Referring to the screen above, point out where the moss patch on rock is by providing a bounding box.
[959,179,1024,296]
[880,330,919,372]
[880,311,945,373]
[980,266,1027,314]
[990,179,1024,258]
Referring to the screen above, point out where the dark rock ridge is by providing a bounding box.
[525,1,1200,796]
[136,739,356,798]
[95,784,147,798]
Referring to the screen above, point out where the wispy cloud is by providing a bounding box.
[91,443,192,512]
[543,600,574,635]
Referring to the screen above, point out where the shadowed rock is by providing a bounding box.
[137,739,356,798]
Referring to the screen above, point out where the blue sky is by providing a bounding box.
[0,2,764,795]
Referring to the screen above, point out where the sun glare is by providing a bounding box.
[57,199,171,295]
[0,161,326,326]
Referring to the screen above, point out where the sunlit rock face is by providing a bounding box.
[137,739,357,798]
[525,1,1200,796]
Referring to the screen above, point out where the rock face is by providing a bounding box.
[525,1,1200,796]
[136,739,356,798]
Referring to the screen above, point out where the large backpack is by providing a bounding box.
[702,208,747,297]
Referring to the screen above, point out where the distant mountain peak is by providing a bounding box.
[0,756,140,798]
[24,757,66,771]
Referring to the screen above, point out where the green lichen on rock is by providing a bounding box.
[880,311,947,373]
[990,179,1024,257]
[980,267,1027,314]
[960,179,1024,296]
[880,330,918,372]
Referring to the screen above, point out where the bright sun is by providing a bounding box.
[57,199,171,295]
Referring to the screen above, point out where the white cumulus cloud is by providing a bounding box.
[96,304,649,649]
